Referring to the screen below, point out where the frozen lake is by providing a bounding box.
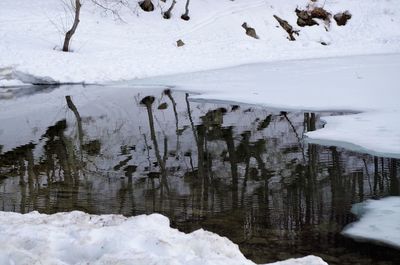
[0,85,399,264]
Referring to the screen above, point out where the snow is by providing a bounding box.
[0,211,327,265]
[0,0,399,84]
[305,111,400,158]
[132,53,400,158]
[0,79,26,88]
[342,197,400,249]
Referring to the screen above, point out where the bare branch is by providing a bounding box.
[163,0,176,19]
[91,0,130,22]
[181,0,190,21]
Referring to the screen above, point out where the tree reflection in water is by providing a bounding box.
[0,90,399,265]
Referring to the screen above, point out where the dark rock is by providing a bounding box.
[177,39,185,47]
[242,22,259,39]
[334,11,352,26]
[310,7,331,20]
[295,8,319,27]
[139,0,154,12]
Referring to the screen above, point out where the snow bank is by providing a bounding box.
[342,197,400,249]
[0,0,399,84]
[0,79,26,87]
[0,211,327,265]
[133,53,400,158]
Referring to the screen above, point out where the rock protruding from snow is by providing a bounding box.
[242,22,259,39]
[177,39,185,47]
[334,11,352,26]
[295,8,319,27]
[0,211,327,265]
[342,197,400,249]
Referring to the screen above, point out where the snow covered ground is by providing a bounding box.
[342,197,400,249]
[0,211,327,265]
[0,0,399,84]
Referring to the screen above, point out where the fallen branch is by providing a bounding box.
[273,15,299,41]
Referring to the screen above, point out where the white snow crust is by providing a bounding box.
[342,197,400,249]
[0,211,327,265]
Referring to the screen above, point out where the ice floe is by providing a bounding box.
[342,196,400,249]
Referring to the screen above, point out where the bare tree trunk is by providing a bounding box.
[181,0,190,21]
[63,0,81,52]
[163,0,176,19]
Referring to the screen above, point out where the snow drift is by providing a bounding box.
[0,211,327,265]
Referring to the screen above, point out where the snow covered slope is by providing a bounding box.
[0,211,327,265]
[0,0,399,84]
[342,197,400,249]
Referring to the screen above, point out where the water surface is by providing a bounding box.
[0,85,399,264]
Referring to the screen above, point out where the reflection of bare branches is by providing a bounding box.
[164,89,180,152]
[66,96,83,154]
[282,112,305,161]
[223,127,239,208]
[389,158,399,195]
[185,93,198,145]
[197,125,205,179]
[304,112,316,133]
[240,134,251,206]
[141,97,165,172]
[362,158,373,194]
[188,153,195,173]
[373,156,380,194]
[142,133,152,170]
[140,96,169,195]
[163,137,168,164]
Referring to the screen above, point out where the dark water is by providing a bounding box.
[0,87,399,264]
